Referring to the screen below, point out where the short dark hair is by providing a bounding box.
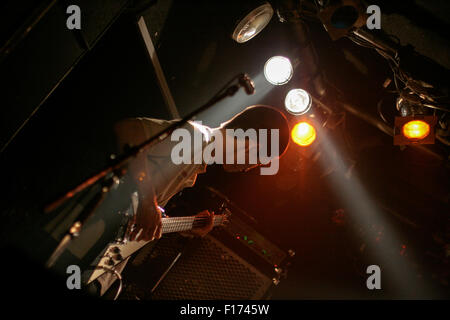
[222,105,290,158]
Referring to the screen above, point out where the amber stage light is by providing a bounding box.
[402,120,430,140]
[394,115,437,145]
[291,121,316,146]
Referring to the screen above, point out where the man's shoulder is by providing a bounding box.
[134,117,182,138]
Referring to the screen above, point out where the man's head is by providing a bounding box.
[219,105,290,174]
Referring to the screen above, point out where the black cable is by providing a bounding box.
[348,33,450,115]
[377,97,392,125]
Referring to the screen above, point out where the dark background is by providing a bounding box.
[0,0,449,300]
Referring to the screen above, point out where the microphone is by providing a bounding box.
[238,73,255,95]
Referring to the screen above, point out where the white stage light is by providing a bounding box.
[284,88,312,115]
[264,56,293,85]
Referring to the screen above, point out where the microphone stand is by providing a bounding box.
[45,73,254,268]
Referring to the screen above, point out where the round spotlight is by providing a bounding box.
[291,122,316,147]
[285,89,312,115]
[264,56,293,85]
[402,120,430,140]
[232,3,274,43]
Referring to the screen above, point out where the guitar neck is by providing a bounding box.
[161,214,225,234]
[85,213,227,285]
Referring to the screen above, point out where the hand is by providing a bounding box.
[189,210,214,237]
[127,197,162,242]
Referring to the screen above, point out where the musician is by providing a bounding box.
[89,105,289,296]
[114,105,290,242]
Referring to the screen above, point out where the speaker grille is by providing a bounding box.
[151,236,272,300]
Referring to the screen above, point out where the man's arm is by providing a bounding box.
[114,119,162,242]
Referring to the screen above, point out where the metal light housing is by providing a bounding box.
[232,2,274,43]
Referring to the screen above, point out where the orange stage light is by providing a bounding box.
[402,120,430,140]
[394,115,437,145]
[291,122,316,146]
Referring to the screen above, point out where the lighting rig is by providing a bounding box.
[231,0,449,150]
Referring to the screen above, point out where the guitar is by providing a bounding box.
[81,191,231,284]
